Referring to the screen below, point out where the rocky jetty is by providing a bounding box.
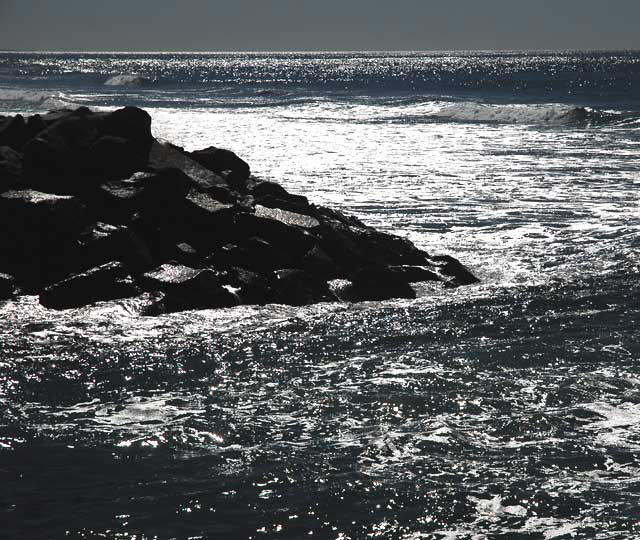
[0,106,478,313]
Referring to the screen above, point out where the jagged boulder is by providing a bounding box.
[0,146,22,192]
[100,106,153,154]
[344,266,417,302]
[218,267,277,305]
[431,255,480,287]
[299,244,340,279]
[22,106,153,193]
[0,189,86,236]
[170,242,200,267]
[0,190,87,290]
[234,211,316,259]
[148,139,227,189]
[249,179,310,211]
[388,265,441,283]
[316,219,428,274]
[189,146,250,190]
[25,114,46,141]
[0,273,16,300]
[271,268,337,306]
[207,237,295,273]
[0,115,28,151]
[73,222,154,275]
[94,176,145,224]
[254,204,320,229]
[89,135,147,179]
[94,168,194,225]
[140,263,239,312]
[39,261,139,309]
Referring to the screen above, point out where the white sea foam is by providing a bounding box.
[432,102,597,125]
[104,74,151,87]
[0,88,78,111]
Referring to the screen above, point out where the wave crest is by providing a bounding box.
[104,74,151,87]
[432,103,622,125]
[0,88,79,111]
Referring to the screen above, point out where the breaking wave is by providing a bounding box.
[431,103,624,125]
[104,74,152,87]
[0,88,79,111]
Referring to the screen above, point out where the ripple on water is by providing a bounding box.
[1,266,639,538]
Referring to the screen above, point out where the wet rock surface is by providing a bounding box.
[0,106,479,313]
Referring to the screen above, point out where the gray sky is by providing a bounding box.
[0,0,638,51]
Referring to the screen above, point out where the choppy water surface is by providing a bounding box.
[1,51,640,539]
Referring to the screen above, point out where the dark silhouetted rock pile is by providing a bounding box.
[0,106,479,312]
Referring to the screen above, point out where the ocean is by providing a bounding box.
[1,51,639,539]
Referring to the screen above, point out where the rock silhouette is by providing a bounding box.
[0,106,479,313]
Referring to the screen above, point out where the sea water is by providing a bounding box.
[1,51,639,539]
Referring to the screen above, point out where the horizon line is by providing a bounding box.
[1,48,639,55]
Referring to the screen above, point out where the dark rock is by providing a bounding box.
[22,107,153,192]
[431,255,480,288]
[189,146,250,189]
[73,222,154,276]
[40,109,75,127]
[253,194,312,215]
[140,263,239,312]
[180,190,237,248]
[137,168,195,218]
[101,106,153,155]
[183,190,236,225]
[315,221,366,273]
[234,212,316,259]
[22,112,100,191]
[25,114,46,141]
[127,218,182,266]
[0,146,22,192]
[254,204,320,229]
[0,189,87,236]
[148,139,228,189]
[95,168,194,225]
[207,237,294,273]
[0,273,16,300]
[356,228,429,267]
[316,219,428,273]
[300,244,340,279]
[314,205,368,228]
[388,265,441,283]
[0,190,87,289]
[346,266,416,302]
[171,242,200,266]
[89,135,147,179]
[22,136,78,193]
[271,268,337,306]
[0,115,28,151]
[250,179,309,208]
[39,261,139,309]
[201,184,235,203]
[210,266,277,306]
[95,176,145,223]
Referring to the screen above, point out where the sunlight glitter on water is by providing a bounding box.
[150,103,640,288]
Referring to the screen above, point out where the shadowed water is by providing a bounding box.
[2,272,639,539]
